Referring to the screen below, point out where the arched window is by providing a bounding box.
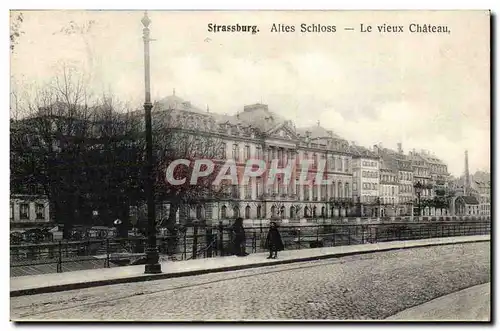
[245,205,251,219]
[233,206,240,218]
[338,181,342,197]
[221,205,227,219]
[280,206,285,218]
[196,205,203,219]
[271,206,276,217]
[304,207,309,217]
[331,182,336,198]
[345,183,350,198]
[290,206,295,219]
[257,205,262,218]
[321,206,326,217]
[313,206,317,217]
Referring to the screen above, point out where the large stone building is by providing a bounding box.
[155,94,355,222]
[150,94,473,222]
[378,156,399,217]
[374,144,413,216]
[350,144,380,216]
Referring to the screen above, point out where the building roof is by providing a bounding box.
[234,103,286,132]
[412,150,446,165]
[156,95,206,114]
[460,196,480,205]
[296,125,341,140]
[349,144,379,159]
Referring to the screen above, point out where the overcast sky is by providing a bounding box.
[10,10,490,176]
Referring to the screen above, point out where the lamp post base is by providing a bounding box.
[144,247,162,274]
[144,263,162,274]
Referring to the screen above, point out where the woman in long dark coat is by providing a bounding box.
[265,222,284,259]
[231,217,248,256]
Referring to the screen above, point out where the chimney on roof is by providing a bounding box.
[305,131,311,138]
[327,130,333,137]
[236,111,240,119]
[373,144,379,154]
[206,105,209,113]
[397,142,402,154]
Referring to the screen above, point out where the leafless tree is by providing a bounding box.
[10,11,24,52]
[10,64,140,238]
[150,107,231,233]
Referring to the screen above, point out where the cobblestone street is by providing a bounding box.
[11,242,490,321]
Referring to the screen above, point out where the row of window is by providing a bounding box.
[362,161,378,167]
[362,171,378,178]
[381,197,397,204]
[10,203,46,220]
[362,183,378,190]
[234,181,352,200]
[380,175,398,183]
[399,172,413,181]
[218,204,346,219]
[400,184,413,194]
[430,164,447,174]
[381,186,397,196]
[414,169,429,177]
[221,144,351,172]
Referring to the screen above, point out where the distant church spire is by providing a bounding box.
[206,104,209,113]
[317,120,320,127]
[173,88,176,96]
[464,150,470,195]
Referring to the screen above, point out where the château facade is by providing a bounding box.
[152,93,463,223]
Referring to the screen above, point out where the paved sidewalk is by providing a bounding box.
[10,235,489,297]
[386,283,491,321]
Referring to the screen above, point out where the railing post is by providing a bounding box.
[192,223,198,260]
[57,241,62,273]
[106,239,110,268]
[183,232,187,259]
[297,229,301,249]
[206,227,213,258]
[348,226,351,245]
[218,221,224,256]
[253,231,256,253]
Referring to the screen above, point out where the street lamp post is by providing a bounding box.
[414,181,423,218]
[142,12,161,274]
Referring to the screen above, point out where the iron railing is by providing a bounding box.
[10,221,491,277]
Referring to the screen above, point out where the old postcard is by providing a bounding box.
[9,10,491,322]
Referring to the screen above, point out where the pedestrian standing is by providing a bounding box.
[231,217,248,256]
[265,221,284,259]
